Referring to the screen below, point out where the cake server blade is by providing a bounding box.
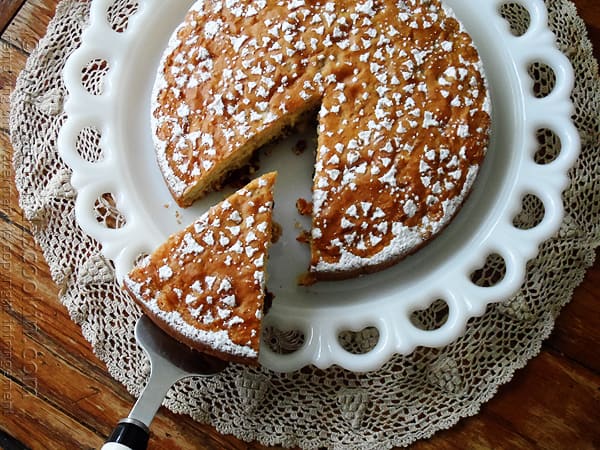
[102,315,228,450]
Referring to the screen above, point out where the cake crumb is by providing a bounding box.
[296,229,311,243]
[271,221,282,243]
[296,198,312,216]
[297,271,317,286]
[292,139,308,155]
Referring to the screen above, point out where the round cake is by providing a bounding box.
[151,0,491,280]
[124,172,276,364]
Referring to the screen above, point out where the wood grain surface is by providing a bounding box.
[1,1,599,449]
[0,1,26,34]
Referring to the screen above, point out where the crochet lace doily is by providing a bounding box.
[10,1,599,448]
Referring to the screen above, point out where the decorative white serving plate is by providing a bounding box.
[58,0,579,372]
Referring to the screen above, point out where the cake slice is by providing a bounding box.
[123,172,276,364]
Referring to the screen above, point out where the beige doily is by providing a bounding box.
[10,1,599,448]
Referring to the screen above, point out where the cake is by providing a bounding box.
[152,0,491,280]
[123,172,276,364]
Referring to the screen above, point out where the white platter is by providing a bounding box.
[58,0,579,372]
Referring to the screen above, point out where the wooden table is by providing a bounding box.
[1,1,598,449]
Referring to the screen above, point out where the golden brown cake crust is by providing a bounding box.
[124,172,276,364]
[152,0,491,279]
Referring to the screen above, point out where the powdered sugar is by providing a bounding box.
[124,277,258,358]
[314,223,423,274]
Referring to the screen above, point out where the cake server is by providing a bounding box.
[102,315,228,450]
